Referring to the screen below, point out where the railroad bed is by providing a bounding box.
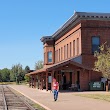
[0,85,37,110]
[0,86,4,110]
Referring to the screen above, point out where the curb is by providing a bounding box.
[9,86,52,110]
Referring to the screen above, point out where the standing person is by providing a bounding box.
[52,78,59,101]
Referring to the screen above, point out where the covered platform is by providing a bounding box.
[26,58,100,91]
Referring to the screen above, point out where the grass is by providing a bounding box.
[32,104,46,110]
[23,96,46,110]
[75,93,110,102]
[0,82,16,85]
[0,81,29,85]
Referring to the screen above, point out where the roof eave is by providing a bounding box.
[52,12,79,38]
[40,36,53,43]
[51,12,110,39]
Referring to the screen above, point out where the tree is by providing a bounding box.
[11,64,24,84]
[10,70,16,82]
[35,60,43,70]
[0,68,10,82]
[0,70,2,82]
[24,66,30,82]
[0,64,29,83]
[24,66,30,74]
[94,43,110,91]
[24,75,29,82]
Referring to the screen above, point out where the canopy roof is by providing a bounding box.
[26,58,91,76]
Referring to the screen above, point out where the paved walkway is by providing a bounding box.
[9,85,110,110]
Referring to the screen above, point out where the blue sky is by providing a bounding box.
[0,0,110,70]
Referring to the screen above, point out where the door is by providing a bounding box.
[62,73,67,90]
[70,72,72,84]
[76,71,80,89]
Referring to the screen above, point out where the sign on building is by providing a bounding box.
[48,76,52,83]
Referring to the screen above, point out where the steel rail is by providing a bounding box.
[7,86,37,110]
[1,85,8,110]
[19,96,37,110]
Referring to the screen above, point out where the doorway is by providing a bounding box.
[70,72,72,84]
[76,71,80,89]
[62,73,67,90]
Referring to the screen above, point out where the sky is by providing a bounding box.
[0,0,110,70]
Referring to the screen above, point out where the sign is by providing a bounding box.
[101,78,107,83]
[93,82,101,88]
[61,70,74,73]
[48,76,52,83]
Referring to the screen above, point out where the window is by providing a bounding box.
[67,44,68,58]
[92,36,100,53]
[48,51,52,63]
[77,38,79,55]
[44,53,45,64]
[70,42,71,57]
[59,49,60,61]
[73,40,75,56]
[57,50,58,62]
[55,51,56,63]
[64,45,66,59]
[61,47,63,61]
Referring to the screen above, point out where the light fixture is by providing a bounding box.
[66,65,68,68]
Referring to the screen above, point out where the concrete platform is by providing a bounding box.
[9,85,110,110]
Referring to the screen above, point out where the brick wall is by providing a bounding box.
[55,24,82,63]
[81,20,110,68]
[44,40,55,66]
[91,71,102,81]
[80,70,102,91]
[80,70,89,90]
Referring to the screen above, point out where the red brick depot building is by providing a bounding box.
[27,12,110,91]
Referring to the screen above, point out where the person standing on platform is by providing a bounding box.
[52,78,59,101]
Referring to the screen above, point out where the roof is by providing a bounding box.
[41,12,110,42]
[40,36,53,43]
[26,58,91,76]
[52,12,110,38]
[46,58,91,71]
[26,68,46,76]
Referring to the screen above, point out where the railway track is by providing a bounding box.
[0,86,4,110]
[0,85,37,110]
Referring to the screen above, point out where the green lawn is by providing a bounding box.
[0,82,16,85]
[0,81,28,85]
[75,93,110,102]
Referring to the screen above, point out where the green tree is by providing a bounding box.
[35,60,43,70]
[24,65,30,82]
[10,70,16,82]
[24,75,29,82]
[94,43,110,91]
[24,65,30,74]
[0,70,2,82]
[0,68,10,82]
[11,64,24,84]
